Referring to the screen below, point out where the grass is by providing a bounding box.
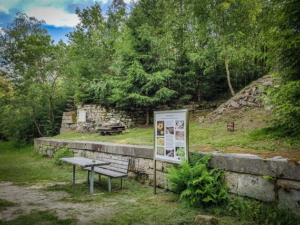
[54,107,300,160]
[0,210,76,225]
[0,141,86,184]
[0,141,299,225]
[0,199,16,211]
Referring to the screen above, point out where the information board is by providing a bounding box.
[78,111,86,122]
[154,109,189,163]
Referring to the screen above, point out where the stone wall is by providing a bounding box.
[35,138,300,215]
[60,111,77,133]
[61,103,221,133]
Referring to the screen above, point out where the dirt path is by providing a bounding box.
[0,182,117,224]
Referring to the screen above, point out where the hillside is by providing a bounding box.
[55,75,300,161]
[191,74,300,160]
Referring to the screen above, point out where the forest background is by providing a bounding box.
[0,0,299,143]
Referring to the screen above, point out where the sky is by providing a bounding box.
[0,0,132,44]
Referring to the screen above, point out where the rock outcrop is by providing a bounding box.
[206,75,278,120]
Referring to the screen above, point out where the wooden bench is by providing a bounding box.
[85,157,130,192]
[97,126,126,136]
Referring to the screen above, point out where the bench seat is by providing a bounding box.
[85,158,130,192]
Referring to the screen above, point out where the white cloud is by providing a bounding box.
[27,7,80,27]
[0,27,5,35]
[93,0,109,4]
[123,0,138,3]
[0,5,9,14]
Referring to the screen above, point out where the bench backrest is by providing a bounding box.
[99,156,129,174]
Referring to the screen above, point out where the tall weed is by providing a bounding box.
[53,146,73,165]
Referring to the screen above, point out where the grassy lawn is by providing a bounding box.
[0,141,266,225]
[54,107,300,160]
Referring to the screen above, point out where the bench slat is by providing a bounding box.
[101,158,128,166]
[85,167,127,178]
[99,165,128,173]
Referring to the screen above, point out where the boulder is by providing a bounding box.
[195,215,218,225]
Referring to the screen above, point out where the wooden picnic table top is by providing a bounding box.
[60,157,110,167]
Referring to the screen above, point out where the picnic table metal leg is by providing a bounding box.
[90,166,94,195]
[108,177,111,193]
[72,165,75,185]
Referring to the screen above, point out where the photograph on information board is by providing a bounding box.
[154,109,188,163]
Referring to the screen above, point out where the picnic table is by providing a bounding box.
[97,126,126,136]
[60,157,110,195]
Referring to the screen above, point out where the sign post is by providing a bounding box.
[227,121,234,132]
[153,109,189,194]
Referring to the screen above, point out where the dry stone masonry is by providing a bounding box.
[35,138,300,216]
[206,75,278,120]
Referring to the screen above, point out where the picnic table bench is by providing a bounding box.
[97,126,126,136]
[60,157,110,195]
[85,157,130,192]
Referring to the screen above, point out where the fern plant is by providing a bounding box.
[166,152,228,207]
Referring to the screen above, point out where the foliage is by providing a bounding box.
[1,0,300,141]
[166,152,228,207]
[0,13,67,142]
[267,81,300,137]
[262,175,276,183]
[263,0,300,137]
[227,196,300,225]
[53,146,73,165]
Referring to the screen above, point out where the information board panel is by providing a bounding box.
[78,111,86,122]
[154,109,189,163]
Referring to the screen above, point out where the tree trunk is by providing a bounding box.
[145,107,149,126]
[197,89,201,102]
[225,56,235,96]
[33,117,44,137]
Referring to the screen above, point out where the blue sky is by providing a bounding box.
[0,0,132,43]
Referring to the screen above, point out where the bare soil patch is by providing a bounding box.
[0,182,116,224]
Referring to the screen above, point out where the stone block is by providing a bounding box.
[237,174,275,201]
[68,141,86,150]
[122,146,133,156]
[156,170,167,187]
[195,215,218,225]
[278,188,300,216]
[133,146,153,159]
[225,172,238,194]
[208,153,300,181]
[62,115,72,120]
[90,143,106,152]
[61,119,73,124]
[277,179,300,190]
[156,160,163,171]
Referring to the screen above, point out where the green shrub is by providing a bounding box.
[227,196,300,225]
[166,152,228,207]
[53,146,73,165]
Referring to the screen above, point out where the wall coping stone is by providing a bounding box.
[34,138,300,181]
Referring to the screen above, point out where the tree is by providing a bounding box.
[109,0,177,125]
[265,0,300,136]
[65,2,126,105]
[187,0,267,97]
[0,13,66,141]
